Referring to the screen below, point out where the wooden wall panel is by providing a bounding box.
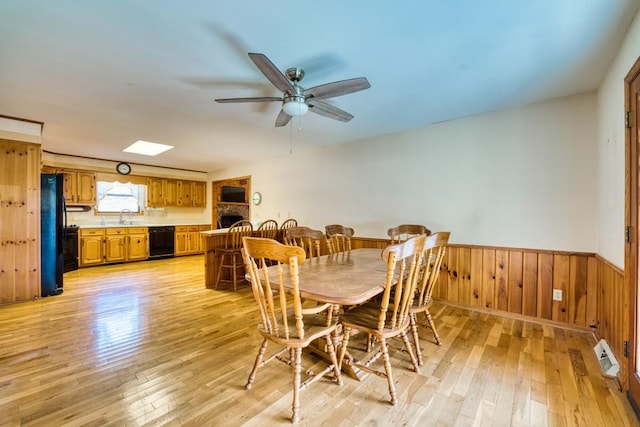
[446,248,460,302]
[495,250,509,311]
[458,247,471,306]
[482,249,496,309]
[470,248,483,307]
[569,256,588,327]
[537,253,554,320]
[552,255,569,323]
[508,251,523,314]
[0,139,41,304]
[585,257,598,328]
[522,252,538,317]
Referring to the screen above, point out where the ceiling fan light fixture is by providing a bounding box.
[282,98,308,116]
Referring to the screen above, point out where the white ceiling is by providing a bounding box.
[1,1,638,172]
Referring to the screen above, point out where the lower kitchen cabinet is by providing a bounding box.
[80,227,148,266]
[175,224,210,256]
[127,228,148,260]
[80,228,105,266]
[105,228,127,263]
[175,226,189,256]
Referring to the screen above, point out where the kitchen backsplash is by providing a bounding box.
[67,206,211,226]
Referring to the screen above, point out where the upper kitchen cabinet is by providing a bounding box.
[148,177,206,208]
[60,169,96,205]
[191,181,206,208]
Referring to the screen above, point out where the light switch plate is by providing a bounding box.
[553,289,563,301]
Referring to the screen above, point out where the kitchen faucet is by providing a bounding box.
[119,209,132,225]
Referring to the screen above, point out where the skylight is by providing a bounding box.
[123,140,174,156]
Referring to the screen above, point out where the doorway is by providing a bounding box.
[625,56,640,411]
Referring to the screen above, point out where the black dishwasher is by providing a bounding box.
[148,226,175,259]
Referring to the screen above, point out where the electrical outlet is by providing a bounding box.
[553,289,563,301]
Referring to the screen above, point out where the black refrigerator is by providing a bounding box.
[41,174,64,297]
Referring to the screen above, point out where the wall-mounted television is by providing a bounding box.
[221,185,246,203]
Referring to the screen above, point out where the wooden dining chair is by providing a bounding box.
[256,219,278,239]
[410,232,450,364]
[214,220,254,291]
[278,218,298,243]
[337,234,426,406]
[325,224,354,254]
[241,236,342,424]
[284,226,325,258]
[387,224,432,244]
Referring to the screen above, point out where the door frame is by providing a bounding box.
[625,56,640,410]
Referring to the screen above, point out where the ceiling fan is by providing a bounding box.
[215,53,370,127]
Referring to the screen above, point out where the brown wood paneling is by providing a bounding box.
[458,247,472,306]
[0,139,41,304]
[522,252,538,317]
[569,256,588,327]
[585,257,598,328]
[508,251,523,314]
[482,249,496,309]
[552,254,569,323]
[445,247,459,303]
[537,253,553,320]
[495,250,509,311]
[470,248,483,307]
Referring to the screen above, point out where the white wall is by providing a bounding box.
[210,92,598,252]
[597,10,640,269]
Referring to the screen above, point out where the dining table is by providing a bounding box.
[266,247,389,379]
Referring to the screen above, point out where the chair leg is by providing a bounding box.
[291,347,302,424]
[379,338,397,405]
[324,332,342,386]
[409,313,423,366]
[231,254,237,292]
[400,330,420,373]
[424,310,442,345]
[246,339,268,390]
[338,327,352,372]
[214,252,225,290]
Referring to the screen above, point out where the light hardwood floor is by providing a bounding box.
[0,255,638,426]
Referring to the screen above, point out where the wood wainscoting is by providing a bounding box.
[352,237,630,389]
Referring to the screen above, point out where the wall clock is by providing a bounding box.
[116,162,131,175]
[252,191,262,205]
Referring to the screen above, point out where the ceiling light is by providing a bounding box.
[123,140,174,156]
[282,98,308,116]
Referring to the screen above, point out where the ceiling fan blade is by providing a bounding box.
[275,110,292,127]
[215,97,282,103]
[304,77,370,100]
[307,100,354,122]
[248,53,295,94]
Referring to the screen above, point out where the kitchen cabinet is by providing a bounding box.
[60,169,96,205]
[175,225,209,256]
[175,226,189,255]
[80,228,105,266]
[147,177,164,206]
[192,181,207,207]
[177,181,192,206]
[163,179,178,206]
[187,226,201,253]
[104,228,127,263]
[148,177,206,208]
[127,227,148,261]
[80,227,148,266]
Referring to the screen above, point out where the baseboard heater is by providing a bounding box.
[594,339,620,377]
